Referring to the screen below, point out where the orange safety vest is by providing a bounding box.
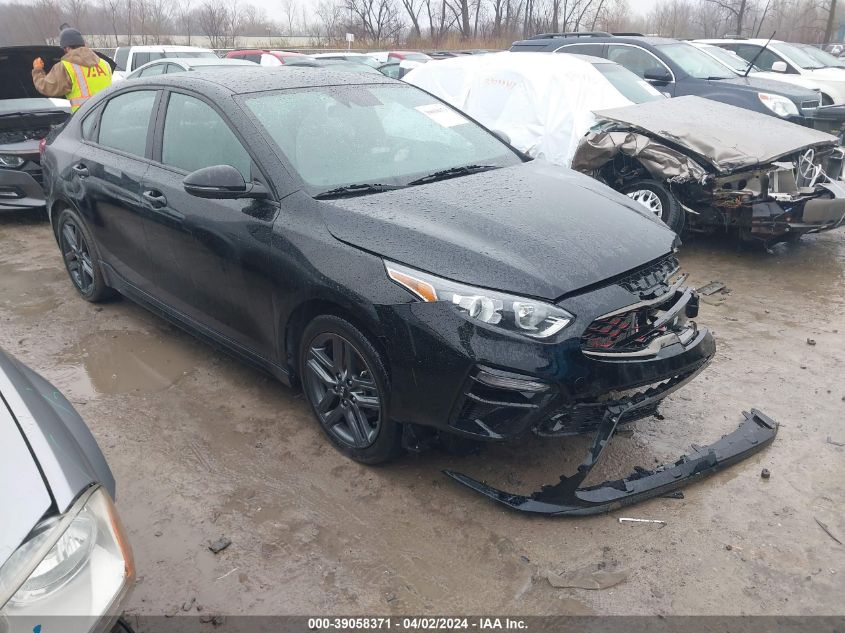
[62,59,112,112]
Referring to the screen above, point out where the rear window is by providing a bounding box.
[593,63,665,103]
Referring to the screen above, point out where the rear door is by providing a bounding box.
[139,89,279,354]
[71,88,158,291]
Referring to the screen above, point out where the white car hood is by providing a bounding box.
[404,51,636,167]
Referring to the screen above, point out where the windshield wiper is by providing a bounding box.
[313,183,405,199]
[407,164,498,186]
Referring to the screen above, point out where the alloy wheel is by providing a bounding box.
[303,333,382,449]
[627,189,664,217]
[60,220,95,294]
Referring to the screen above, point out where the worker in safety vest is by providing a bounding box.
[32,28,112,113]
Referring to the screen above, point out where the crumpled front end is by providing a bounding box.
[573,126,845,243]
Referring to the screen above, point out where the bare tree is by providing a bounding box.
[174,0,194,44]
[197,0,231,48]
[344,0,404,43]
[703,0,749,35]
[400,0,424,37]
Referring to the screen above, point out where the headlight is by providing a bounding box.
[0,155,25,168]
[385,261,574,339]
[757,92,799,117]
[0,486,134,627]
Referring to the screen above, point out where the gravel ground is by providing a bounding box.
[1,210,843,618]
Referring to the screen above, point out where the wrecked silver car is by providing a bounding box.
[575,96,845,243]
[405,51,845,244]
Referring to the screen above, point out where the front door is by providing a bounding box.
[140,90,278,356]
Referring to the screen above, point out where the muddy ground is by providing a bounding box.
[1,211,843,618]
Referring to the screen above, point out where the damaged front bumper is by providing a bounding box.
[445,407,778,516]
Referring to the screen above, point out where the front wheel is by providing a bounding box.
[299,315,402,464]
[57,208,114,302]
[623,179,685,235]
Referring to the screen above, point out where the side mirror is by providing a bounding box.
[183,164,269,200]
[771,60,788,73]
[491,129,511,145]
[643,67,672,84]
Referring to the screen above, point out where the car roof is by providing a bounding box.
[517,34,679,47]
[696,38,787,45]
[129,44,214,51]
[178,58,254,67]
[125,66,395,94]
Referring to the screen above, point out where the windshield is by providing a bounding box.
[656,42,735,79]
[795,44,845,68]
[593,63,665,103]
[770,42,825,69]
[402,52,431,61]
[244,84,519,194]
[695,44,758,74]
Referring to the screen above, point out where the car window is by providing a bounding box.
[695,44,755,74]
[730,45,786,72]
[139,63,166,77]
[379,63,401,79]
[770,42,825,70]
[164,63,183,74]
[607,45,670,79]
[98,90,157,156]
[161,92,251,179]
[81,106,99,141]
[114,47,129,71]
[592,62,665,103]
[244,84,520,193]
[556,43,604,57]
[655,42,734,79]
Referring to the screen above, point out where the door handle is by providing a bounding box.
[142,189,168,208]
[72,163,89,178]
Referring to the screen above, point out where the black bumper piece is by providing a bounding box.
[444,408,778,516]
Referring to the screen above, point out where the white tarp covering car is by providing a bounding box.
[405,51,845,243]
[405,51,663,167]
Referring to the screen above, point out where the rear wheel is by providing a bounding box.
[623,179,685,235]
[299,315,402,464]
[57,208,113,302]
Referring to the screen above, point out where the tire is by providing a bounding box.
[622,179,685,235]
[56,208,114,302]
[299,315,402,464]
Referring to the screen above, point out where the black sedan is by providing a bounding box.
[0,347,134,630]
[41,68,776,514]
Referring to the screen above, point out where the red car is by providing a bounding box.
[224,49,308,66]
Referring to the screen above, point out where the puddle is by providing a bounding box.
[54,330,199,397]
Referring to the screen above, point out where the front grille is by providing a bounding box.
[582,258,697,357]
[582,307,663,353]
[617,255,679,299]
[802,99,821,110]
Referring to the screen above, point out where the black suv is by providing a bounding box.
[510,33,824,123]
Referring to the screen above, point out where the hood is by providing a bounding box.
[0,388,52,569]
[0,349,114,565]
[714,73,819,101]
[752,71,824,93]
[594,95,839,174]
[319,161,676,301]
[0,45,114,101]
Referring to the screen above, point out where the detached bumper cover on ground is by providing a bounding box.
[445,408,778,516]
